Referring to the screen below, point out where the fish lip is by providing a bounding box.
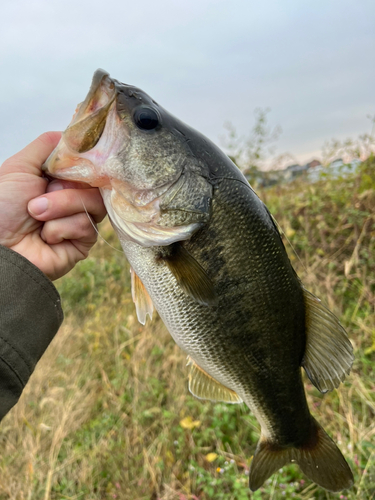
[72,69,116,125]
[91,68,111,88]
[61,69,117,154]
[42,69,121,177]
[77,69,115,117]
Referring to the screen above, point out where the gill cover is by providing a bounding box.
[43,69,214,248]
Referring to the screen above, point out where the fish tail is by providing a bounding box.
[249,416,353,492]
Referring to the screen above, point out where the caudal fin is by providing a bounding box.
[249,417,353,492]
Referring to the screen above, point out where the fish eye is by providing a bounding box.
[134,107,160,131]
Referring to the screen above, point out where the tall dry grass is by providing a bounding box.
[0,159,373,499]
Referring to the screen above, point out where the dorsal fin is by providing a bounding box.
[130,267,154,325]
[162,245,218,306]
[187,357,242,404]
[301,288,353,393]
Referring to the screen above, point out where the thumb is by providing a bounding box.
[1,132,62,176]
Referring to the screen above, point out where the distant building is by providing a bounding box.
[330,158,344,168]
[283,159,322,183]
[256,170,284,187]
[283,163,308,182]
[307,165,324,183]
[285,163,301,170]
[306,159,321,169]
[328,158,360,177]
[307,158,361,183]
[252,157,361,188]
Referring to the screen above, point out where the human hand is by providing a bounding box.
[0,132,107,280]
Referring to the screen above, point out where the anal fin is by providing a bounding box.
[302,289,354,393]
[130,268,154,325]
[187,357,242,404]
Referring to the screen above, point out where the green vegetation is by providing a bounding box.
[0,158,374,499]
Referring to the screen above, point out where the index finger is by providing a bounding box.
[1,132,62,176]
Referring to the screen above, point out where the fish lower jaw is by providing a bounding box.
[113,217,201,247]
[101,187,202,247]
[45,164,111,188]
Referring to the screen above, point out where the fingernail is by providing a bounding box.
[28,197,49,215]
[47,182,64,192]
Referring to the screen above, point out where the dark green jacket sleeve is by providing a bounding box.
[0,245,63,420]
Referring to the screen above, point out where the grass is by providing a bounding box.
[0,158,374,499]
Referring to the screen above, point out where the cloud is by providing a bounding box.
[1,0,374,165]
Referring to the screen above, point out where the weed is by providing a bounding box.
[0,158,373,499]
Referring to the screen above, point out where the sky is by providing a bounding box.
[1,0,374,168]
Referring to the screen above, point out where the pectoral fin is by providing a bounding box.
[130,268,154,325]
[187,357,242,404]
[302,289,353,393]
[163,245,218,306]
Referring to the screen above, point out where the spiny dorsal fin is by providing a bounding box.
[302,288,353,393]
[163,245,218,306]
[130,267,154,325]
[187,357,242,404]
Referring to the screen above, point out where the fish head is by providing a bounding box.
[44,69,212,246]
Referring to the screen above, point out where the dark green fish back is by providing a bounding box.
[185,175,311,444]
[42,69,354,492]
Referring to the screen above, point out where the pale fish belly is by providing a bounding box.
[116,237,274,439]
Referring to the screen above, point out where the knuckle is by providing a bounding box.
[42,221,59,243]
[1,158,11,169]
[48,188,78,212]
[77,213,95,233]
[1,157,21,171]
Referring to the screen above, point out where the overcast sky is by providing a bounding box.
[1,0,374,167]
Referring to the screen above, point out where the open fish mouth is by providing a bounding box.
[42,70,210,247]
[63,69,116,153]
[43,69,122,188]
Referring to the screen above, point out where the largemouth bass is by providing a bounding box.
[44,69,354,492]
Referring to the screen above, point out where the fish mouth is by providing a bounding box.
[63,69,116,153]
[43,69,121,186]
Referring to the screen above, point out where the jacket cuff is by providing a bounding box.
[0,245,63,418]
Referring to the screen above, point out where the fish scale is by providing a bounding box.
[44,69,354,493]
[117,176,309,446]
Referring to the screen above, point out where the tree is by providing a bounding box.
[221,108,282,174]
[322,114,375,165]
